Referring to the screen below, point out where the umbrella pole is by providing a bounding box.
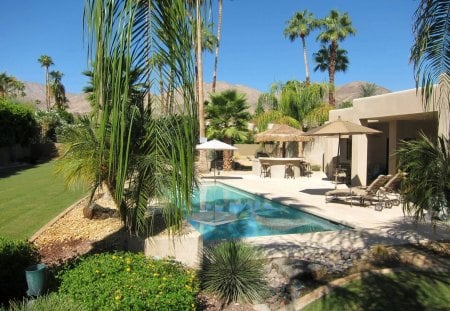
[335,134,341,189]
[214,150,216,183]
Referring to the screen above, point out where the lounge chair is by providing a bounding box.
[325,174,392,207]
[375,171,406,209]
[351,174,392,209]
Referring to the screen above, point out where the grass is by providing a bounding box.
[0,161,87,240]
[302,271,450,311]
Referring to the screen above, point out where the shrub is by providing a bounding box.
[0,237,40,305]
[3,293,86,311]
[58,252,198,311]
[369,244,400,266]
[0,99,38,147]
[200,240,268,306]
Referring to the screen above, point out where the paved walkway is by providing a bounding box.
[200,170,450,257]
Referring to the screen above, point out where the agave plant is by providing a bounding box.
[200,240,268,307]
[397,133,449,224]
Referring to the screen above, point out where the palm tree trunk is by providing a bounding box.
[196,0,208,171]
[45,67,50,111]
[328,42,337,106]
[301,35,310,85]
[223,149,233,171]
[212,0,223,93]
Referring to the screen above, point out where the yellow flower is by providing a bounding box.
[112,255,117,260]
[115,295,122,300]
[126,267,131,272]
[95,270,100,273]
[153,273,159,277]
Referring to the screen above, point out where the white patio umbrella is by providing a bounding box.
[196,139,237,182]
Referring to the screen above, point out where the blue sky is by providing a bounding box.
[0,0,417,94]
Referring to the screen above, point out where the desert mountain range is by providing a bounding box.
[20,81,390,114]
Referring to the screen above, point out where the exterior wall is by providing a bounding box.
[144,228,202,268]
[326,88,444,186]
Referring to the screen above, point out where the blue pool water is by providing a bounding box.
[189,183,349,241]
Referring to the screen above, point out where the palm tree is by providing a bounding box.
[0,72,25,98]
[212,0,223,93]
[49,70,68,110]
[397,133,449,225]
[317,10,356,106]
[284,10,319,85]
[313,45,349,74]
[278,80,328,127]
[399,0,450,226]
[205,89,250,170]
[360,83,378,97]
[411,0,450,133]
[38,55,54,111]
[81,0,198,234]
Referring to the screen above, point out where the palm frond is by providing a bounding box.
[411,0,450,117]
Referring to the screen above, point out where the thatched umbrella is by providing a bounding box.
[254,124,311,157]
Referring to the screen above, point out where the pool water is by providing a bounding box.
[189,182,349,241]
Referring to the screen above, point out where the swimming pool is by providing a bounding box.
[189,182,349,241]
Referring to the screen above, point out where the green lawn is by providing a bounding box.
[302,271,450,311]
[0,161,87,240]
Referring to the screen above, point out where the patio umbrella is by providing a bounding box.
[305,117,381,186]
[254,124,311,157]
[196,139,237,182]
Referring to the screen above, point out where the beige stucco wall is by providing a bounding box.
[323,88,446,186]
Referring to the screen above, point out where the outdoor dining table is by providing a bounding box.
[252,157,308,179]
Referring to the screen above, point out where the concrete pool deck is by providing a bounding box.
[199,170,450,257]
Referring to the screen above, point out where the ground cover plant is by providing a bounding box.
[1,293,86,311]
[301,271,450,311]
[0,161,86,239]
[58,252,199,311]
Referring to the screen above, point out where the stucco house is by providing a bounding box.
[308,88,449,186]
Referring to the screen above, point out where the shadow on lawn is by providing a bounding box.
[309,271,450,311]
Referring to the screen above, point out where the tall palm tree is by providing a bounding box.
[205,89,250,170]
[49,70,68,110]
[38,55,54,111]
[212,0,223,92]
[411,0,450,131]
[317,10,356,106]
[284,10,319,85]
[313,45,349,74]
[82,0,198,234]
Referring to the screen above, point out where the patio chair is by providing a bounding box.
[325,174,391,207]
[351,174,392,209]
[375,171,407,209]
[260,161,271,178]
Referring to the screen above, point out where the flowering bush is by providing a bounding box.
[58,252,198,311]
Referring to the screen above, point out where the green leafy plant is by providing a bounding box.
[0,99,38,148]
[58,252,198,311]
[3,293,86,311]
[397,133,449,225]
[0,237,40,305]
[200,240,268,307]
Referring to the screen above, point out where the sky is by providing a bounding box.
[0,0,418,94]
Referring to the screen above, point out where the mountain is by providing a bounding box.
[21,82,91,114]
[335,81,390,105]
[18,80,390,115]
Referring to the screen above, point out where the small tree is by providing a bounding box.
[206,89,250,170]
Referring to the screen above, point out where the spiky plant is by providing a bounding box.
[397,133,449,225]
[200,240,267,307]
